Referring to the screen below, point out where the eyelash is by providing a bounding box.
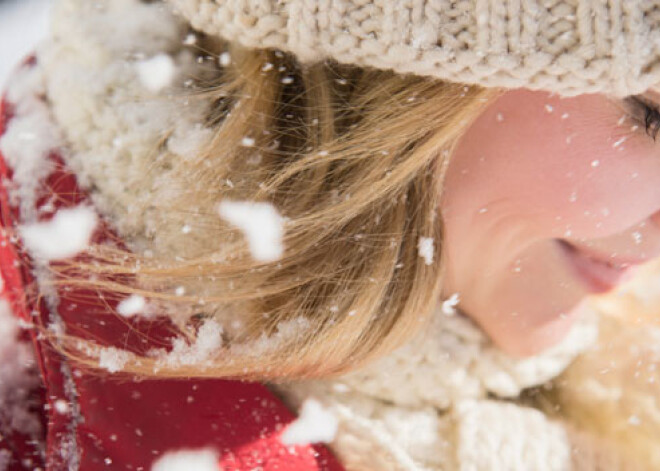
[631,97,660,141]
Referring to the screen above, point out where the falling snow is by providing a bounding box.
[612,136,627,148]
[18,206,98,261]
[241,136,255,147]
[218,201,285,262]
[280,398,338,445]
[151,448,220,471]
[117,295,147,318]
[136,54,176,93]
[418,237,435,266]
[156,318,223,368]
[183,34,197,45]
[98,347,132,373]
[441,293,460,316]
[219,52,231,67]
[53,399,70,415]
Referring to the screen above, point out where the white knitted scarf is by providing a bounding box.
[37,1,660,469]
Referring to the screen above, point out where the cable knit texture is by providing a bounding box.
[168,0,660,96]
[276,307,598,470]
[326,306,597,409]
[38,1,660,469]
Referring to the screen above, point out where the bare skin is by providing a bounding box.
[442,89,660,356]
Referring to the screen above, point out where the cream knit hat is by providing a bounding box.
[168,0,660,97]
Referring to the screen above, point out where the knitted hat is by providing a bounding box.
[168,0,660,97]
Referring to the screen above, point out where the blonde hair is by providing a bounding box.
[52,42,495,380]
[41,39,660,469]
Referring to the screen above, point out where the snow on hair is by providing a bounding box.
[57,42,494,380]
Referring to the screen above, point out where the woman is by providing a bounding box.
[1,0,659,469]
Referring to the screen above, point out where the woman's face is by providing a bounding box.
[442,89,660,356]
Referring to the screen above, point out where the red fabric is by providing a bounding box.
[0,67,344,471]
[0,111,47,471]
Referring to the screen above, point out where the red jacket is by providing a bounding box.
[0,61,344,471]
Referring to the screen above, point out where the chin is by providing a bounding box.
[492,307,583,357]
[472,245,589,357]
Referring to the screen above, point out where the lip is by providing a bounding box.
[558,240,638,294]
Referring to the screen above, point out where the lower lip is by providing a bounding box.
[558,241,630,294]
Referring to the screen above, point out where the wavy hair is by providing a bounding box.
[53,41,495,380]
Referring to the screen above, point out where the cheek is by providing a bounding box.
[447,90,660,241]
[442,89,660,355]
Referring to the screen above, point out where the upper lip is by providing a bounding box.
[562,241,650,269]
[557,239,627,293]
[563,210,660,269]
